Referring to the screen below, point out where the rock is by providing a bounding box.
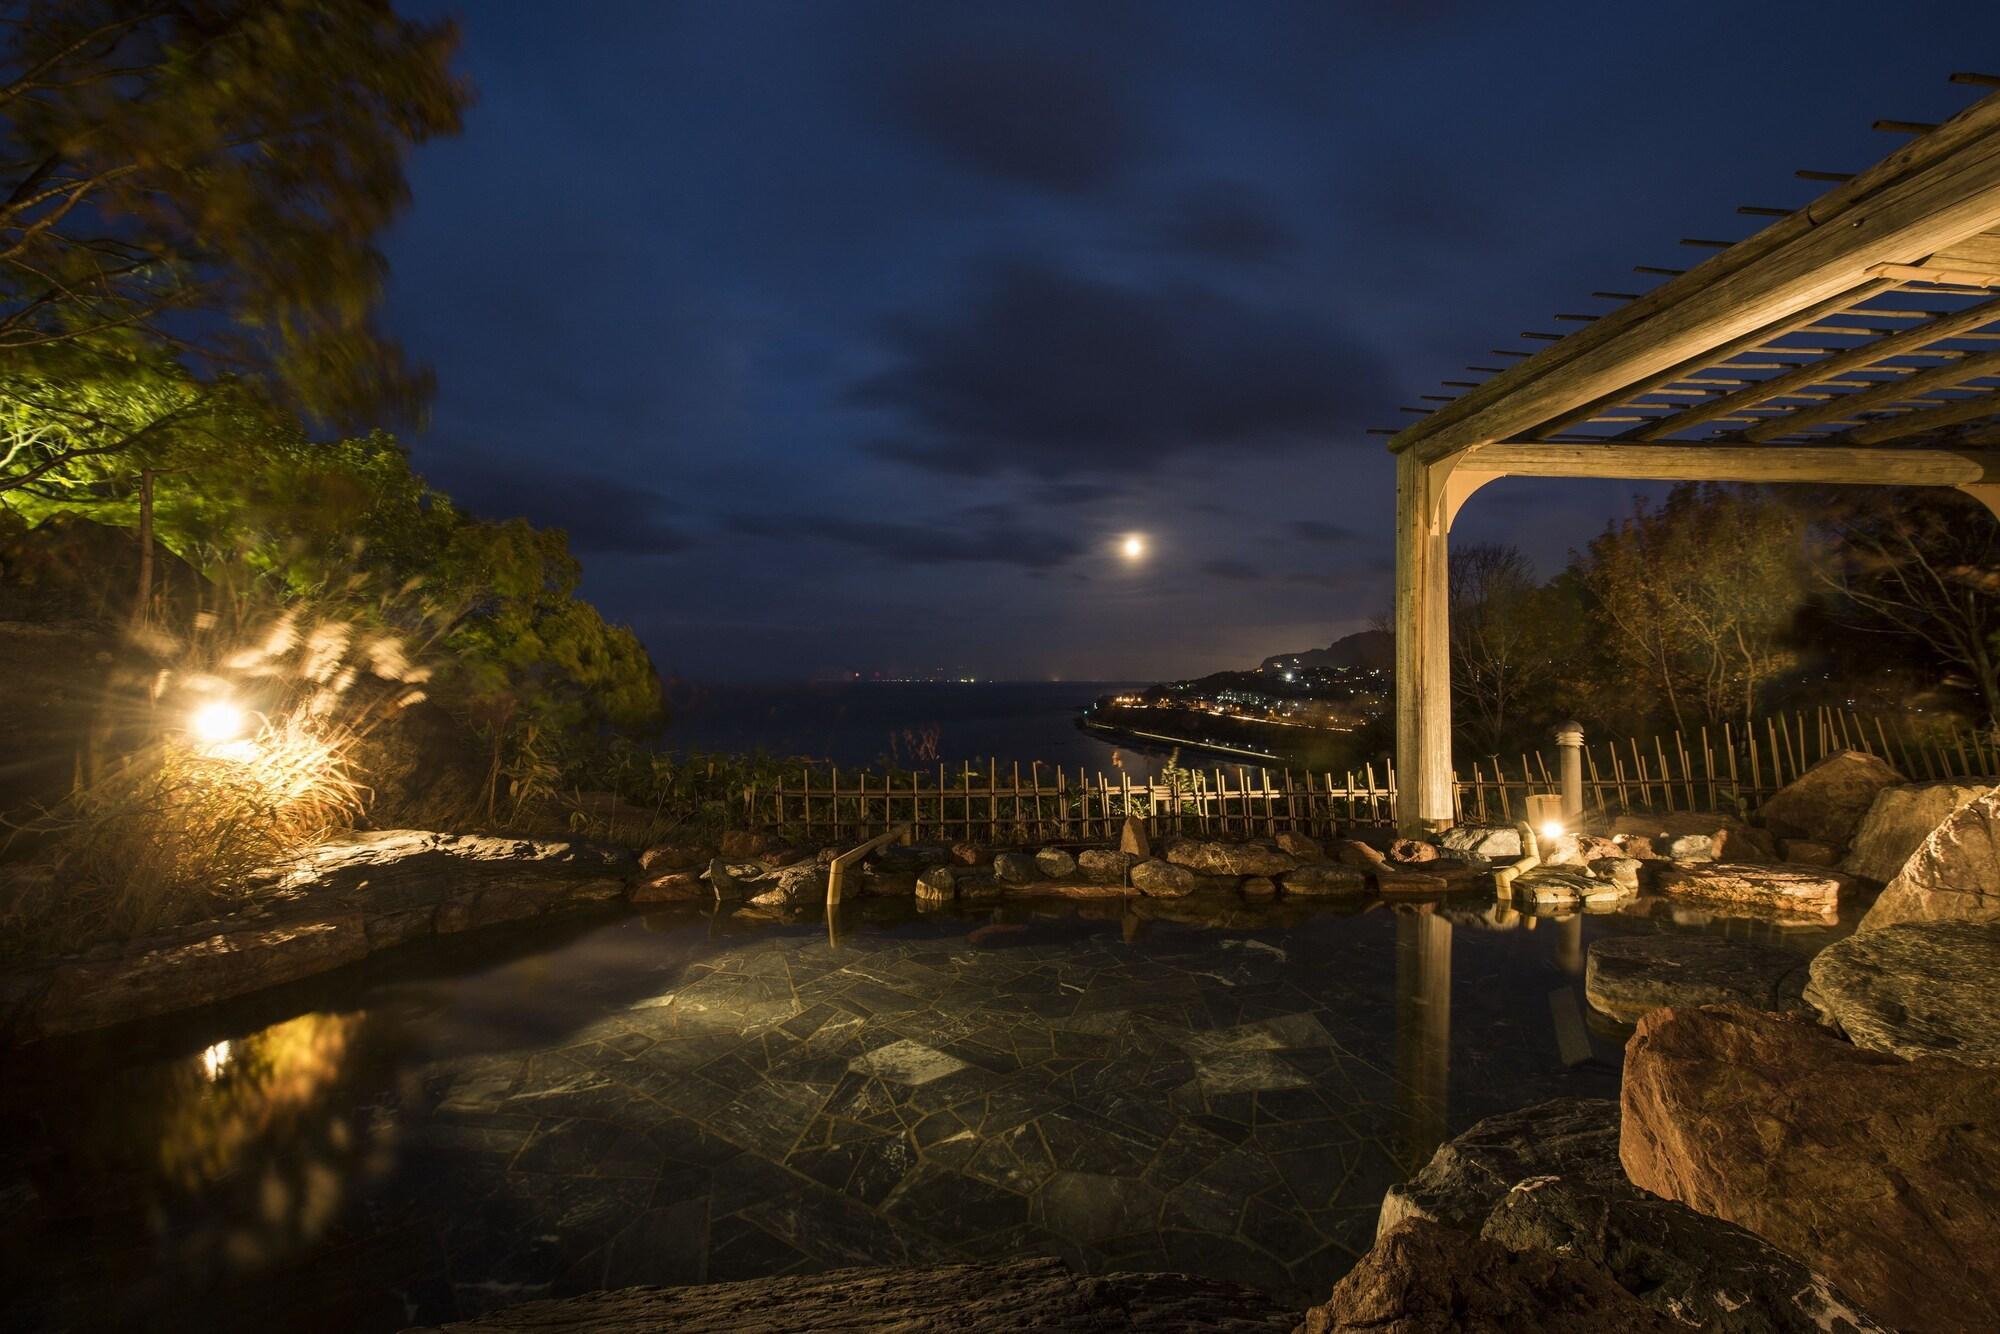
[755,846,808,868]
[1478,1177,1889,1334]
[871,843,954,873]
[630,870,706,902]
[1860,785,2000,929]
[1129,859,1197,898]
[1650,862,1849,918]
[1334,839,1389,871]
[1387,837,1439,863]
[637,840,710,873]
[916,866,956,903]
[1843,780,1989,882]
[1586,857,1641,893]
[1033,847,1077,879]
[705,857,762,901]
[1757,749,1903,847]
[1378,870,1449,896]
[1378,1096,1885,1332]
[1584,935,1808,1024]
[1804,921,2000,1066]
[950,842,991,866]
[858,864,918,896]
[1714,824,1779,863]
[1511,868,1613,908]
[717,830,773,859]
[1281,863,1368,897]
[1776,838,1837,866]
[1240,876,1277,898]
[1275,830,1324,859]
[1618,835,1660,860]
[1299,1218,1681,1334]
[403,1256,1298,1333]
[1620,1005,2000,1334]
[25,914,368,1040]
[1540,833,1622,867]
[1163,839,1296,877]
[1076,848,1135,884]
[1440,825,1522,862]
[1660,833,1714,861]
[746,862,827,908]
[991,852,1038,885]
[1118,816,1151,859]
[1380,1097,1626,1235]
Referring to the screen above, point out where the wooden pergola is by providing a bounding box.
[1387,77,2000,830]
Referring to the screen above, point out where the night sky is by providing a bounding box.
[382,0,1996,682]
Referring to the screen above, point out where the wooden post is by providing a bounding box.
[1394,449,1458,832]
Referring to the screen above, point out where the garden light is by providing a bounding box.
[191,699,248,745]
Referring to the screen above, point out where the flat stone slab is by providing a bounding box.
[1585,934,1810,1025]
[1649,862,1850,920]
[401,1257,1299,1332]
[1804,921,2000,1066]
[848,1038,970,1085]
[1511,868,1620,908]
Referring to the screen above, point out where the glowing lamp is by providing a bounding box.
[191,699,247,744]
[1526,793,1566,844]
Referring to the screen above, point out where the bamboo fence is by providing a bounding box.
[742,707,2000,844]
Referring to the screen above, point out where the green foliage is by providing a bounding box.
[0,0,469,434]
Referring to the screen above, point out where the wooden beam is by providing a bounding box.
[1638,293,2000,439]
[1744,350,2000,440]
[1843,392,2000,444]
[1543,285,1895,441]
[1463,440,2000,486]
[1390,89,2000,464]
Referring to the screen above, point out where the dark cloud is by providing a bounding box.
[885,48,1139,193]
[1152,184,1298,265]
[726,511,1083,569]
[433,458,688,556]
[1202,558,1264,581]
[1034,480,1122,506]
[854,255,1388,478]
[1289,520,1355,544]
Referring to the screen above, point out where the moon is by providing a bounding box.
[1121,534,1146,560]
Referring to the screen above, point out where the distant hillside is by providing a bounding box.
[1260,629,1393,674]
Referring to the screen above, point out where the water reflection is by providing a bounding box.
[1393,909,1452,1169]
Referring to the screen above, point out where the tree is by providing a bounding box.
[0,0,468,487]
[1579,485,1807,731]
[1448,542,1554,755]
[1811,487,2000,727]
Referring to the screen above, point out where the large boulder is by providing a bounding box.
[1804,921,2000,1066]
[1275,830,1324,859]
[1859,786,2000,929]
[1756,750,1903,848]
[1163,839,1296,877]
[1649,863,1850,920]
[1843,780,1989,882]
[991,851,1039,884]
[1584,934,1808,1024]
[1300,1218,1683,1334]
[403,1257,1298,1333]
[1075,848,1135,884]
[1620,1005,2000,1334]
[1379,1097,1886,1334]
[745,862,828,908]
[1033,847,1077,879]
[1129,859,1197,898]
[1440,825,1522,863]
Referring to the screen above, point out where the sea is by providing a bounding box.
[660,679,1174,775]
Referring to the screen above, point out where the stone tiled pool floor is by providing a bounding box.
[4,900,1651,1330]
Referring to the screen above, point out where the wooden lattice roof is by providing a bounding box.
[1388,75,2000,466]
